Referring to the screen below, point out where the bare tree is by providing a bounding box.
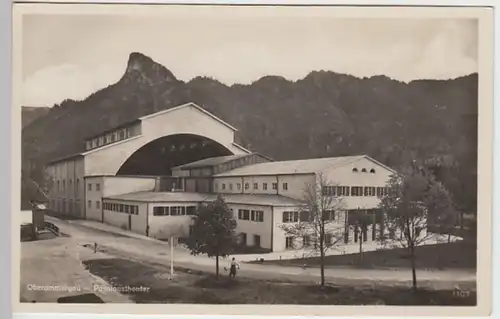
[280,173,345,286]
[378,165,455,291]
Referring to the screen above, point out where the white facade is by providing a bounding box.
[45,102,247,219]
[83,103,248,176]
[85,176,157,222]
[46,157,85,218]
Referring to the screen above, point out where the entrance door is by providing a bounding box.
[254,235,261,247]
[128,214,132,231]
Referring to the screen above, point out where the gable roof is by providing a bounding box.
[214,155,395,177]
[139,102,238,132]
[172,154,250,170]
[104,191,304,207]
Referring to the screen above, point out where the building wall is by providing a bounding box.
[84,103,248,176]
[147,201,198,239]
[85,176,105,221]
[85,176,156,222]
[213,174,315,200]
[102,199,148,234]
[318,157,395,210]
[46,157,85,218]
[230,204,273,249]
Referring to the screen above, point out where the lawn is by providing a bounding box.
[255,242,476,270]
[82,257,476,305]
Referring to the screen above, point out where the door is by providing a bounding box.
[254,235,261,247]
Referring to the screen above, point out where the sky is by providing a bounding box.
[21,10,478,107]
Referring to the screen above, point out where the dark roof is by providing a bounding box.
[46,152,84,165]
[172,154,252,170]
[104,191,304,207]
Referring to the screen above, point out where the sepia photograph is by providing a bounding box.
[11,2,494,316]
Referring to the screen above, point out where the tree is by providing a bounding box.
[378,165,455,291]
[280,173,345,286]
[186,195,238,278]
[350,211,373,263]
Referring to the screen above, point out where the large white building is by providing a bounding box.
[46,102,403,252]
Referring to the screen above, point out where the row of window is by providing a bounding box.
[86,127,135,151]
[103,202,139,215]
[88,183,101,192]
[50,199,81,214]
[237,209,264,222]
[352,168,376,173]
[216,182,288,192]
[152,206,197,216]
[88,200,101,210]
[322,186,390,197]
[282,210,336,223]
[54,180,102,194]
[55,178,80,194]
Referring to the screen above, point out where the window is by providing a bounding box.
[323,233,332,245]
[106,134,111,143]
[153,207,165,216]
[76,179,79,193]
[322,210,335,221]
[352,168,358,172]
[361,168,367,173]
[86,141,92,150]
[364,186,376,196]
[272,182,278,190]
[351,186,363,196]
[282,211,299,223]
[88,183,92,191]
[222,183,226,190]
[253,183,258,190]
[111,134,116,142]
[92,139,97,148]
[282,183,288,191]
[171,206,182,216]
[57,180,60,192]
[263,183,268,190]
[303,235,311,247]
[134,206,139,215]
[236,183,241,190]
[238,209,250,220]
[285,237,294,249]
[98,137,104,146]
[124,205,129,214]
[250,210,264,222]
[62,180,66,191]
[229,183,233,190]
[370,168,376,173]
[96,201,100,209]
[88,200,92,208]
[244,183,249,190]
[96,183,101,191]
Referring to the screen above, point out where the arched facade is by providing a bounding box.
[46,102,250,218]
[83,102,249,176]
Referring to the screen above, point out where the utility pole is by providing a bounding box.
[170,235,174,278]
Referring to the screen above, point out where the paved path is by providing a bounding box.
[47,216,476,289]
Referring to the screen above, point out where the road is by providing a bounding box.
[47,216,476,289]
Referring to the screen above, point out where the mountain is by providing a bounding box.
[22,106,50,128]
[21,52,478,212]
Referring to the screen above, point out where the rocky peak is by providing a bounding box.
[123,52,178,85]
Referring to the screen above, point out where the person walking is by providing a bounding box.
[228,257,240,280]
